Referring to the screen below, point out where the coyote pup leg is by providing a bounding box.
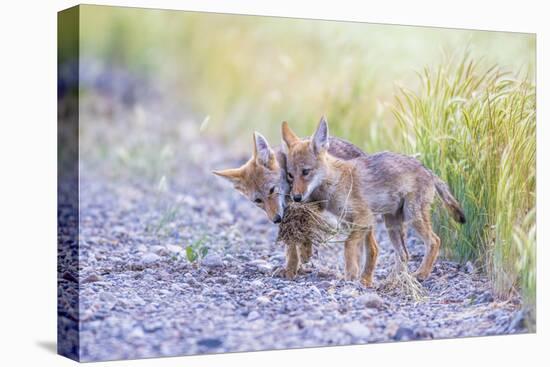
[344,231,363,281]
[412,208,441,280]
[384,213,409,274]
[284,242,300,279]
[360,230,379,287]
[299,242,313,264]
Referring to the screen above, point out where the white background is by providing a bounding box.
[0,0,547,365]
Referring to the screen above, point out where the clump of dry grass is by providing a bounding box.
[379,269,427,302]
[276,201,338,246]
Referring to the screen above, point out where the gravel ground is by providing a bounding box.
[57,64,528,362]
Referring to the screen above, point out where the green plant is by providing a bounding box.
[185,236,209,263]
[393,55,536,310]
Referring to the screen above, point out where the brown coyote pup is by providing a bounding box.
[213,132,364,278]
[282,116,465,286]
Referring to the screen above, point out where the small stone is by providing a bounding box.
[250,279,264,288]
[61,271,77,282]
[256,296,270,304]
[166,244,182,254]
[465,261,475,274]
[508,310,527,332]
[128,326,145,339]
[357,293,385,309]
[202,254,224,268]
[393,326,416,341]
[474,291,494,304]
[151,245,166,255]
[247,310,260,320]
[82,273,102,283]
[197,338,223,349]
[99,291,116,304]
[247,259,273,274]
[142,252,160,265]
[317,281,333,290]
[342,321,371,339]
[143,320,163,332]
[309,286,322,297]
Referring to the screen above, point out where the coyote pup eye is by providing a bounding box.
[254,198,263,204]
[269,186,276,195]
[302,168,311,176]
[287,172,294,181]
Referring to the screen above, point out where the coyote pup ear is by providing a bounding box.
[212,167,244,186]
[281,121,299,147]
[253,132,276,169]
[311,115,329,154]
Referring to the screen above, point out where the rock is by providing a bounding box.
[247,311,260,321]
[82,273,102,283]
[197,338,223,349]
[256,296,270,304]
[309,286,322,297]
[465,261,475,274]
[247,259,273,274]
[143,320,163,332]
[474,291,494,304]
[128,326,145,339]
[202,254,224,268]
[317,281,333,290]
[508,310,526,332]
[99,292,116,304]
[166,244,182,254]
[342,321,371,339]
[151,245,166,255]
[393,326,416,341]
[61,271,77,282]
[142,252,160,265]
[357,293,385,309]
[250,279,264,288]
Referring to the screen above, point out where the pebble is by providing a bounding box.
[82,273,102,283]
[202,254,224,268]
[393,326,416,341]
[342,321,372,339]
[356,293,385,309]
[141,253,161,265]
[197,338,223,349]
[250,279,264,288]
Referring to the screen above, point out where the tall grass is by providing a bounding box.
[393,55,536,308]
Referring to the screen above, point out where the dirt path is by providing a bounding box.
[58,64,527,362]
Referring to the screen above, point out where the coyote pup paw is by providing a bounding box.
[284,269,298,280]
[360,276,374,288]
[412,270,429,281]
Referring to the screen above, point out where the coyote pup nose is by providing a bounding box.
[293,194,302,202]
[272,214,282,223]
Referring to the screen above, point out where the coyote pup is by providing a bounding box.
[213,132,364,278]
[282,117,465,286]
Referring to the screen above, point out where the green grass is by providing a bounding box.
[393,55,536,309]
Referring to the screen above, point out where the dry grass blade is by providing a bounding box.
[379,270,427,302]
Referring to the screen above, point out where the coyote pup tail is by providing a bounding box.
[433,175,466,224]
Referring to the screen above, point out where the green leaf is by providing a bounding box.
[186,246,197,262]
[199,246,209,259]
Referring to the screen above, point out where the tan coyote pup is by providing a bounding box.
[213,132,364,278]
[282,116,465,286]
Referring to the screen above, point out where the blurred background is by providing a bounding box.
[76,6,534,154]
[67,5,535,325]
